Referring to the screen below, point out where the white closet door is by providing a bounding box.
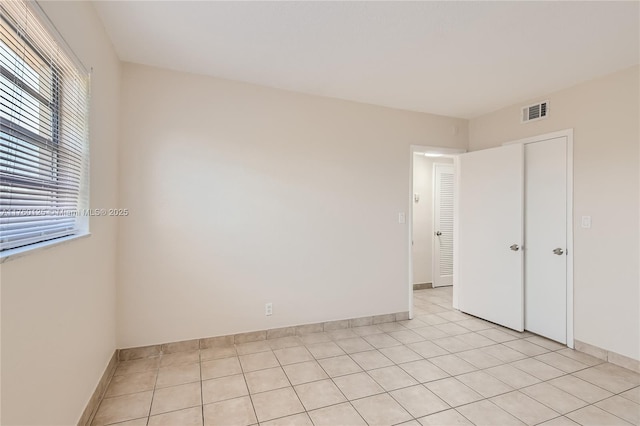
[433,163,454,287]
[524,137,567,343]
[458,144,524,331]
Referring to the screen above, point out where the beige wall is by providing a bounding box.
[0,2,121,424]
[412,155,453,285]
[117,63,468,348]
[469,66,640,360]
[1,6,635,423]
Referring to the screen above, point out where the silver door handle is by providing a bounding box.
[553,248,564,255]
[435,231,442,236]
[510,244,519,251]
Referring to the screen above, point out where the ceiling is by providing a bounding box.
[93,1,639,119]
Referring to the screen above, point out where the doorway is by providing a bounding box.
[408,145,465,319]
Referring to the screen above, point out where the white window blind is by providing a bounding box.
[1,0,90,252]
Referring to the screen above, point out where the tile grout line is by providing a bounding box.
[301,339,370,425]
[227,332,630,423]
[394,314,562,425]
[239,346,265,425]
[562,379,640,425]
[341,338,422,424]
[595,390,640,425]
[472,353,635,424]
[103,367,638,426]
[105,359,632,424]
[349,319,574,423]
[273,342,316,425]
[145,360,160,425]
[199,349,204,426]
[251,346,635,426]
[95,289,638,426]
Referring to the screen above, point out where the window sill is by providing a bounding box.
[0,233,91,264]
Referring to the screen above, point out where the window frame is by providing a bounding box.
[0,1,90,260]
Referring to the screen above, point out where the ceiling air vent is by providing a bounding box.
[522,101,548,123]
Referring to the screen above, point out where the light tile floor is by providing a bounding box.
[93,287,640,425]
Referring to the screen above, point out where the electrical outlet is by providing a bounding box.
[265,303,273,316]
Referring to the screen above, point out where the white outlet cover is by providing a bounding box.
[581,216,591,228]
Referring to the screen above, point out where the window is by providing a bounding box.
[1,0,90,252]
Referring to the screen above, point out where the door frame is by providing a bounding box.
[408,145,466,319]
[502,129,574,348]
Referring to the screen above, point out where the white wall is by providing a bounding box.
[117,63,468,348]
[0,2,121,424]
[469,65,640,361]
[412,155,453,285]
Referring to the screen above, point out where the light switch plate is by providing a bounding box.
[581,216,591,228]
[398,213,406,224]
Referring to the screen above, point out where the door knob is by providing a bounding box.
[510,244,519,251]
[436,231,442,236]
[553,248,564,255]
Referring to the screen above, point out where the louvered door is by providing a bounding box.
[433,163,454,287]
